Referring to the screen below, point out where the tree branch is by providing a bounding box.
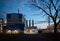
[54,11,58,20]
[48,3,52,16]
[31,0,37,4]
[57,5,60,11]
[55,0,60,6]
[31,4,53,18]
[50,0,57,11]
[43,1,53,17]
[50,0,59,21]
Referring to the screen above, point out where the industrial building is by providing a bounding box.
[3,13,25,34]
[24,20,38,34]
[43,23,60,33]
[0,18,6,33]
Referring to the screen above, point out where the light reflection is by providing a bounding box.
[6,30,11,34]
[24,29,38,34]
[13,30,20,34]
[6,30,20,34]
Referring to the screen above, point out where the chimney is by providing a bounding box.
[32,20,34,27]
[29,20,31,27]
[25,20,28,28]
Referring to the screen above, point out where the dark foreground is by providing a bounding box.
[0,33,60,41]
[0,33,50,41]
[42,33,60,41]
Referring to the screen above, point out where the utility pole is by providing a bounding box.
[48,16,50,31]
[48,16,50,26]
[18,8,19,14]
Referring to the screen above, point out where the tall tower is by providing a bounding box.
[32,20,34,27]
[25,20,28,28]
[29,20,31,27]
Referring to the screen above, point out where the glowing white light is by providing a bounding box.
[4,21,7,23]
[30,29,38,34]
[24,29,38,34]
[7,30,11,34]
[13,30,19,34]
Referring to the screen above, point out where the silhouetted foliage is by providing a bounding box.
[29,0,60,34]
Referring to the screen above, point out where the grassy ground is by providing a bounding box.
[1,33,60,41]
[0,33,50,41]
[42,33,60,41]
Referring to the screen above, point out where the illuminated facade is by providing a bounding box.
[3,13,25,33]
[24,20,38,34]
[24,26,38,34]
[0,18,6,33]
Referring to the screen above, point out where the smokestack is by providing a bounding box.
[25,20,28,28]
[29,20,31,27]
[32,20,34,27]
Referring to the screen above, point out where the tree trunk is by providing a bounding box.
[54,23,57,34]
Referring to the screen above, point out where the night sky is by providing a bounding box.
[0,0,55,29]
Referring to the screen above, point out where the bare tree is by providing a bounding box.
[29,0,60,34]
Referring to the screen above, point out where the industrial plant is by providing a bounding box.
[24,20,38,34]
[0,12,38,34]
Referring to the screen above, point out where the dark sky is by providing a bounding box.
[0,0,57,29]
[0,0,46,22]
